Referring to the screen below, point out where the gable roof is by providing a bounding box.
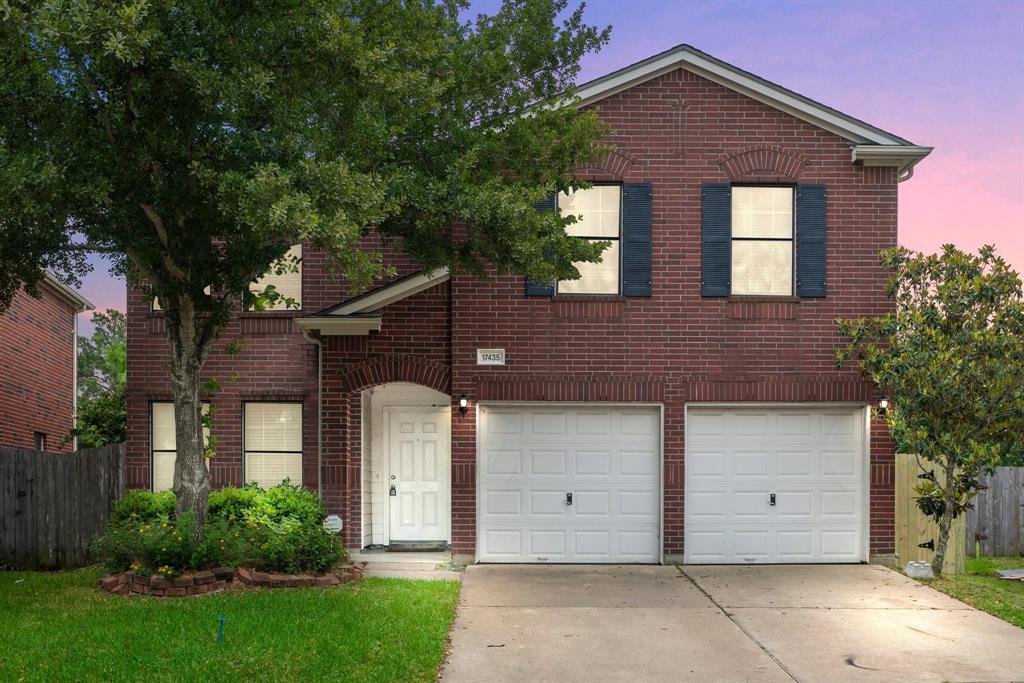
[572,44,931,178]
[296,268,449,336]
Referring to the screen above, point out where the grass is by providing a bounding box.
[0,569,460,682]
[930,555,1024,629]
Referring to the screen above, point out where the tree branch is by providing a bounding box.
[139,203,188,281]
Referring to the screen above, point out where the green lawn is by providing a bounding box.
[930,556,1024,629]
[0,569,459,682]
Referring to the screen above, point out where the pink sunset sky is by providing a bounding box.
[76,0,1023,332]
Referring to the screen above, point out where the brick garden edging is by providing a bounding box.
[98,563,365,597]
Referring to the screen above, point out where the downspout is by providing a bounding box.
[300,327,323,499]
[72,311,79,452]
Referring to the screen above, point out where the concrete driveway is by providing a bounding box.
[440,564,1024,683]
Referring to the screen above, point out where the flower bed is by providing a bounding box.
[98,563,364,597]
[92,483,347,590]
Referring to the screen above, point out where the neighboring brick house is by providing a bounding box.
[1,273,94,452]
[126,45,931,565]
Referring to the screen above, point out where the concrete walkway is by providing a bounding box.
[440,564,1024,682]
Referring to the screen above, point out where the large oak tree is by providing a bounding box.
[0,0,610,528]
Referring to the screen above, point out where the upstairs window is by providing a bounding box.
[730,186,794,296]
[557,186,621,295]
[248,244,303,310]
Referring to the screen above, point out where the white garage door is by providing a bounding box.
[685,406,867,564]
[478,405,661,563]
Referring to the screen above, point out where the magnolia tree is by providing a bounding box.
[837,245,1024,575]
[0,0,611,530]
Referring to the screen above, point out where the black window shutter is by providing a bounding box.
[701,184,731,296]
[797,184,827,297]
[621,183,653,296]
[525,192,557,296]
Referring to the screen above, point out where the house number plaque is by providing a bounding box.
[476,349,506,366]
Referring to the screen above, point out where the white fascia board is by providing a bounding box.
[329,268,450,316]
[574,47,910,147]
[42,272,94,312]
[295,316,382,336]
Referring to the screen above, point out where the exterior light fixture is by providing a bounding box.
[459,395,469,416]
[878,397,889,416]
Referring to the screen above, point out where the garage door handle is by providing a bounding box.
[769,493,776,506]
[566,492,573,506]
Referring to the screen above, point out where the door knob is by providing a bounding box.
[566,492,573,506]
[390,485,397,497]
[769,493,776,506]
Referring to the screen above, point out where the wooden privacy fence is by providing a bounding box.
[0,443,125,569]
[966,467,1024,557]
[895,453,966,575]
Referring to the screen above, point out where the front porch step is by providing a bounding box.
[349,548,462,580]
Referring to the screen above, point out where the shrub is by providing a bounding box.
[94,484,343,577]
[208,481,325,526]
[92,513,198,577]
[244,518,344,574]
[110,490,175,524]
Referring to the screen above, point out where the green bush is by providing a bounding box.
[110,490,176,524]
[94,483,343,576]
[207,481,324,526]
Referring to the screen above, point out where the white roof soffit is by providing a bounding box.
[572,44,919,148]
[328,268,450,316]
[295,315,382,336]
[851,145,934,181]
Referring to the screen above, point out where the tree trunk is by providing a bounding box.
[931,460,957,576]
[166,299,211,536]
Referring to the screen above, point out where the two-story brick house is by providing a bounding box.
[1,273,94,452]
[126,45,931,565]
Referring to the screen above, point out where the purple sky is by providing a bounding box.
[76,0,1024,333]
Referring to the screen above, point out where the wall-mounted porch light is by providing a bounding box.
[877,396,889,416]
[458,395,469,416]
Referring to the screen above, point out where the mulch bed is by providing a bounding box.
[98,563,365,597]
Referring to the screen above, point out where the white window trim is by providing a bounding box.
[150,401,210,492]
[242,401,304,487]
[730,185,796,297]
[555,184,623,296]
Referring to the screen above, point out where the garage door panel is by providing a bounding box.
[686,406,866,564]
[479,405,661,563]
[483,490,522,516]
[484,449,522,475]
[529,450,567,476]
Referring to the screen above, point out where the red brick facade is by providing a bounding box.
[126,64,903,560]
[0,285,82,452]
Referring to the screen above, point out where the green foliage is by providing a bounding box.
[69,309,127,448]
[207,481,325,526]
[0,0,611,523]
[110,489,176,524]
[95,484,339,574]
[837,244,1024,573]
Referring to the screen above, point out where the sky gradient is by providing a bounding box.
[76,0,1023,332]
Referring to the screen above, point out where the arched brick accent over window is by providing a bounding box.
[338,355,451,395]
[719,145,806,182]
[576,149,643,182]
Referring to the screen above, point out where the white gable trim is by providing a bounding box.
[328,268,449,316]
[573,44,916,148]
[851,145,933,181]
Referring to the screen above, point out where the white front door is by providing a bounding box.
[477,404,661,563]
[685,406,867,564]
[387,408,449,542]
